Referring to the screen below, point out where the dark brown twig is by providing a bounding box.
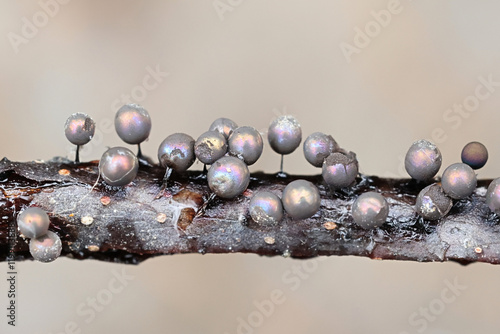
[0,157,498,265]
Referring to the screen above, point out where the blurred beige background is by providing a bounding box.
[1,1,500,333]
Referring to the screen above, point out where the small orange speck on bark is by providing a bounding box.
[100,196,111,206]
[323,222,337,230]
[264,236,275,245]
[58,169,70,176]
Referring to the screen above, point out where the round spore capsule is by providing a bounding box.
[249,191,283,225]
[207,156,250,199]
[441,163,477,199]
[209,118,238,139]
[461,141,488,170]
[415,183,453,220]
[194,131,228,165]
[351,192,389,229]
[267,115,302,155]
[322,151,359,188]
[115,104,152,145]
[228,126,263,165]
[282,180,321,220]
[29,231,62,263]
[99,147,139,186]
[64,113,95,146]
[158,133,195,173]
[486,178,500,215]
[303,132,339,167]
[17,207,50,239]
[405,139,442,181]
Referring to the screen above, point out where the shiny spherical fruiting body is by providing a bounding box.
[405,139,442,181]
[441,163,477,199]
[114,104,152,145]
[303,132,339,167]
[194,131,228,165]
[267,115,302,155]
[415,183,453,220]
[322,151,359,188]
[64,113,96,146]
[99,147,139,186]
[486,178,500,215]
[209,118,238,139]
[228,126,264,165]
[461,141,488,170]
[351,192,389,229]
[29,231,62,263]
[249,192,283,225]
[65,113,96,163]
[282,179,321,220]
[158,133,196,173]
[207,156,250,199]
[17,207,50,239]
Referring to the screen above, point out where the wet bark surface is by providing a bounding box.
[0,157,498,265]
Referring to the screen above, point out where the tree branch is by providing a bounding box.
[0,158,498,265]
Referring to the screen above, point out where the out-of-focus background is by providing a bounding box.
[1,1,500,333]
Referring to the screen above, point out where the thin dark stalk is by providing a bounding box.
[137,144,143,160]
[75,145,80,163]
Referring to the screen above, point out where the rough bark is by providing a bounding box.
[0,157,498,265]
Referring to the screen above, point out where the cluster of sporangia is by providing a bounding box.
[17,103,500,262]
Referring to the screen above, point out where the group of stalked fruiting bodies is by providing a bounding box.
[16,104,499,262]
[406,139,495,221]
